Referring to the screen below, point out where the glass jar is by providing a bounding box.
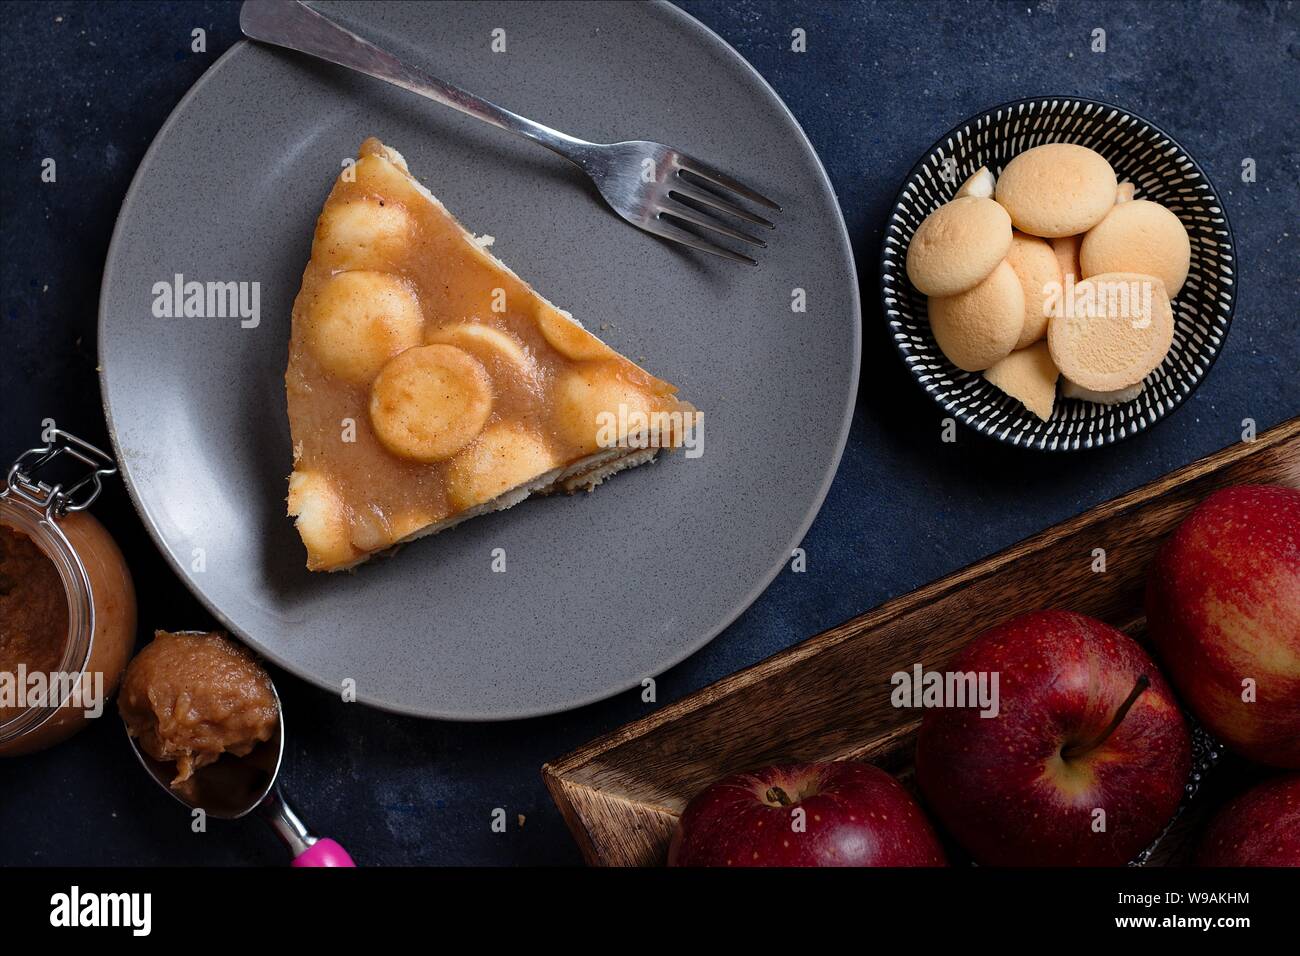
[0,430,137,756]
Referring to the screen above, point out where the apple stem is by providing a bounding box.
[1062,674,1150,760]
[765,786,793,807]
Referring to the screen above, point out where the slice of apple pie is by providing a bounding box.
[285,138,697,571]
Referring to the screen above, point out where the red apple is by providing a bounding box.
[1146,485,1300,768]
[1197,774,1300,866]
[915,610,1190,866]
[667,761,945,866]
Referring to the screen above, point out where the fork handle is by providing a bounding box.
[240,0,591,161]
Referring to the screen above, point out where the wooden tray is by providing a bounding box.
[543,418,1300,866]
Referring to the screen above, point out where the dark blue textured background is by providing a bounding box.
[2,0,1297,865]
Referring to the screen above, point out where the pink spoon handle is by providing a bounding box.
[292,838,355,867]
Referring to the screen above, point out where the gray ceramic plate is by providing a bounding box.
[98,1,860,719]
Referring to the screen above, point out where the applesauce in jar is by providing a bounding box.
[0,524,69,721]
[0,430,137,756]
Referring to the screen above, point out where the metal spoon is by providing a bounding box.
[124,655,353,867]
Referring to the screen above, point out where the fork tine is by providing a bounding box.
[659,203,767,248]
[642,215,757,265]
[675,157,781,211]
[669,181,775,229]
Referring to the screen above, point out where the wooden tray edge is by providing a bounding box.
[547,418,1299,784]
[542,768,678,866]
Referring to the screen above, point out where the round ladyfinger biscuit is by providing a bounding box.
[369,344,493,462]
[1080,199,1191,297]
[287,470,356,570]
[446,423,558,512]
[304,271,424,383]
[928,260,1025,372]
[313,198,414,272]
[983,341,1059,422]
[905,196,1012,296]
[1005,231,1062,349]
[426,322,535,376]
[1061,378,1145,405]
[1050,234,1083,283]
[1048,271,1174,392]
[955,167,995,199]
[536,308,614,362]
[994,144,1118,238]
[352,151,425,205]
[553,363,654,455]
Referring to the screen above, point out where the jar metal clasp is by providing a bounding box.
[2,429,117,519]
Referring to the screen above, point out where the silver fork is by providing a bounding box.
[240,0,778,265]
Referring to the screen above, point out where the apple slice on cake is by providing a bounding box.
[285,138,698,571]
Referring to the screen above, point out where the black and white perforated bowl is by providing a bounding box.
[881,97,1236,451]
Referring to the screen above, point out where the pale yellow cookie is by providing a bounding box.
[536,308,614,362]
[1061,378,1145,404]
[446,423,558,512]
[286,471,356,571]
[955,167,996,199]
[1050,234,1083,284]
[1005,231,1062,349]
[928,260,1025,372]
[1115,181,1135,203]
[995,143,1118,238]
[313,198,414,272]
[984,341,1059,421]
[905,196,1013,296]
[1048,272,1174,391]
[369,344,493,462]
[303,271,424,383]
[1080,199,1191,296]
[552,363,654,455]
[426,322,535,376]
